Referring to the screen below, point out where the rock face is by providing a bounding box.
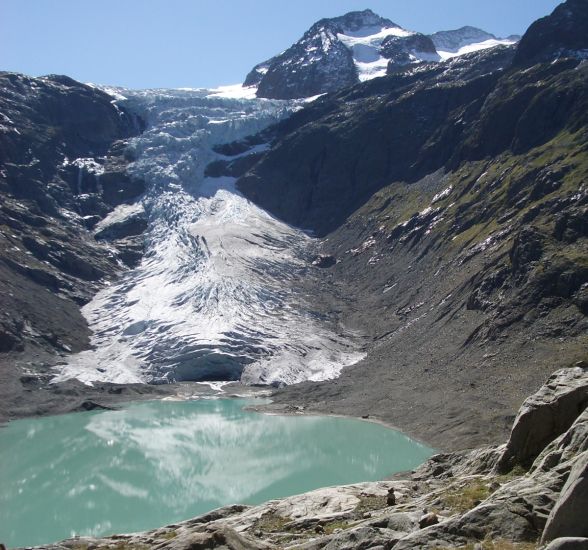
[32,367,588,549]
[0,73,145,354]
[514,0,588,66]
[245,9,513,99]
[542,451,588,542]
[239,46,513,235]
[245,10,390,99]
[497,366,588,472]
[545,539,588,550]
[231,2,588,450]
[0,72,147,421]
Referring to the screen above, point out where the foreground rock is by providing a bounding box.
[31,366,588,549]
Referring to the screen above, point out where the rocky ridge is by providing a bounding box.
[30,365,588,549]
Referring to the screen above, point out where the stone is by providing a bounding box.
[418,512,439,528]
[542,451,588,542]
[544,538,588,550]
[496,367,588,472]
[312,254,337,268]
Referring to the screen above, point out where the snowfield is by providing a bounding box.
[55,88,363,386]
[437,38,518,61]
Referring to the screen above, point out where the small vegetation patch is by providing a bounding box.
[252,511,292,533]
[158,530,178,540]
[495,464,528,483]
[440,478,493,513]
[322,520,352,535]
[354,493,389,515]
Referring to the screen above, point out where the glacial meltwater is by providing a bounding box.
[0,398,433,547]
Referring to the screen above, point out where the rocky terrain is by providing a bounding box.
[30,364,588,549]
[0,0,585,447]
[0,73,167,422]
[0,0,587,548]
[228,0,588,449]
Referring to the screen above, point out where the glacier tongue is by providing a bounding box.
[55,88,363,386]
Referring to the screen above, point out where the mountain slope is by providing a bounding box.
[228,0,588,448]
[514,0,588,66]
[0,0,586,452]
[0,73,145,357]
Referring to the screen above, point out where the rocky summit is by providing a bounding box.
[244,9,517,99]
[1,0,587,548]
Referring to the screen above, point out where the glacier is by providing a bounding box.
[54,87,363,387]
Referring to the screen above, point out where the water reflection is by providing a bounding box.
[0,399,433,547]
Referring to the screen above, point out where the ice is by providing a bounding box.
[205,84,259,100]
[55,88,363,386]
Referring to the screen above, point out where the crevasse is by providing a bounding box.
[55,88,363,387]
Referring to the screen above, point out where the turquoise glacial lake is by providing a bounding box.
[0,398,433,547]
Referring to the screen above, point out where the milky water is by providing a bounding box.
[0,399,433,547]
[54,88,363,387]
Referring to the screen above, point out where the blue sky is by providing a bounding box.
[0,0,562,89]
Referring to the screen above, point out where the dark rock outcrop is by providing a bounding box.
[384,33,439,73]
[514,0,588,66]
[246,10,386,99]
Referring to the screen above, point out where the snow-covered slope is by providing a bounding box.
[337,22,439,81]
[54,89,363,386]
[430,26,519,61]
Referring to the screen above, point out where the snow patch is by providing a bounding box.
[338,25,416,82]
[437,38,517,61]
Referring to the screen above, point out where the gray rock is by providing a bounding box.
[497,366,588,472]
[542,451,588,542]
[544,538,588,550]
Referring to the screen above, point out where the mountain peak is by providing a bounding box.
[244,9,519,99]
[313,8,400,33]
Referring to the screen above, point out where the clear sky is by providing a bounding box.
[0,0,562,90]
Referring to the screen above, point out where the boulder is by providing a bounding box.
[542,451,588,542]
[312,255,337,268]
[418,512,438,528]
[496,366,588,472]
[544,538,588,550]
